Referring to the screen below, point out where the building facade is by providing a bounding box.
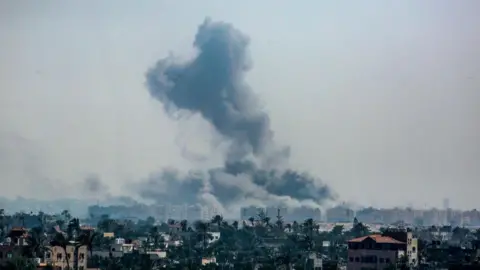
[46,245,89,270]
[347,234,406,270]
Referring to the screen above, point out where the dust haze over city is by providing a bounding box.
[0,1,479,217]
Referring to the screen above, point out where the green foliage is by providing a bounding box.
[1,209,479,269]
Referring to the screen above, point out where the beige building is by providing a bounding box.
[382,229,418,267]
[347,234,406,270]
[45,245,89,270]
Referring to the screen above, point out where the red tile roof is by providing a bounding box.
[10,227,27,231]
[348,234,405,244]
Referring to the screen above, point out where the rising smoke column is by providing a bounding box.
[143,18,335,212]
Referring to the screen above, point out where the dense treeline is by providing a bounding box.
[1,209,480,269]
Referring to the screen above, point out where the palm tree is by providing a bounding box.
[78,230,98,258]
[180,220,188,232]
[211,215,223,228]
[292,221,299,233]
[275,209,284,230]
[67,218,80,241]
[303,218,315,251]
[194,221,211,256]
[25,226,50,260]
[231,220,239,231]
[257,209,268,226]
[0,209,6,241]
[350,219,370,238]
[248,217,255,226]
[61,210,72,222]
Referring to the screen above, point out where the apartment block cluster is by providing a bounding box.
[88,204,221,222]
[240,205,480,226]
[327,205,480,226]
[88,203,480,227]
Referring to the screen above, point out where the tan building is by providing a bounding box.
[382,229,418,267]
[347,234,406,270]
[45,245,89,270]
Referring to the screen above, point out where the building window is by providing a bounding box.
[79,253,85,260]
[7,252,12,259]
[412,247,416,252]
[385,258,391,263]
[67,253,71,260]
[349,257,353,262]
[57,253,62,260]
[355,257,360,262]
[379,258,385,263]
[0,251,3,258]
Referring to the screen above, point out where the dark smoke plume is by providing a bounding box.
[83,174,106,194]
[142,18,335,213]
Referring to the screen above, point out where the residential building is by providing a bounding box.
[326,205,354,223]
[0,227,29,267]
[347,234,406,270]
[93,239,134,258]
[305,252,323,270]
[46,245,89,270]
[7,227,29,246]
[381,229,419,267]
[208,232,220,245]
[0,245,23,267]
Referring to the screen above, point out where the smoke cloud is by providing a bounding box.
[142,18,335,214]
[82,174,110,198]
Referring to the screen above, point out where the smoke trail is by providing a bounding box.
[142,18,335,213]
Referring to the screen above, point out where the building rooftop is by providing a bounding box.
[348,234,405,244]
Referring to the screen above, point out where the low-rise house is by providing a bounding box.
[382,228,419,267]
[93,242,134,258]
[0,245,23,267]
[45,244,89,270]
[201,256,216,266]
[145,250,167,259]
[208,232,220,244]
[347,234,406,270]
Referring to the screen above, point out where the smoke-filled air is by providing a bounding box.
[142,18,335,214]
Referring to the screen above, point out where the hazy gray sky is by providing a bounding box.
[1,0,479,209]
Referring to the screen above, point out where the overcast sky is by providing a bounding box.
[1,0,479,209]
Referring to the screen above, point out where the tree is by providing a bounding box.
[78,229,98,258]
[194,221,212,256]
[232,220,239,231]
[51,232,70,270]
[211,215,223,228]
[350,218,370,238]
[24,226,49,259]
[180,220,188,232]
[0,208,6,241]
[451,226,470,244]
[275,209,284,230]
[61,210,72,223]
[3,256,37,270]
[302,218,316,251]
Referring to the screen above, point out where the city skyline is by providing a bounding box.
[1,0,479,210]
